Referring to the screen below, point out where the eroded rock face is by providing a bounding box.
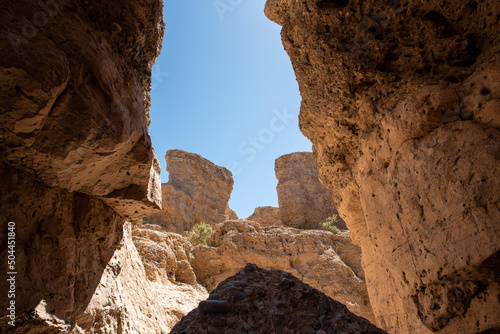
[275,152,347,229]
[172,264,386,334]
[132,223,198,285]
[190,219,374,322]
[266,1,500,333]
[0,0,164,329]
[79,223,207,333]
[0,0,164,219]
[246,206,282,226]
[0,163,123,325]
[144,150,234,232]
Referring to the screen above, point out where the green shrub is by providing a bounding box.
[187,222,214,245]
[319,215,340,234]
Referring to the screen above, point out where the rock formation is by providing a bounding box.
[246,206,282,226]
[144,149,234,233]
[225,205,239,221]
[275,152,347,229]
[266,1,500,333]
[190,220,374,322]
[0,0,164,329]
[0,223,208,333]
[78,223,207,333]
[171,264,386,334]
[132,223,198,285]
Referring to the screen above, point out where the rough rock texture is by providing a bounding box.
[275,152,347,229]
[0,0,165,330]
[225,206,239,221]
[266,1,500,333]
[79,223,207,333]
[132,223,198,285]
[246,206,282,226]
[0,223,207,333]
[172,265,386,334]
[144,150,234,232]
[0,0,164,219]
[190,220,374,322]
[0,163,123,326]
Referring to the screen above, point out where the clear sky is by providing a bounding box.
[149,0,312,218]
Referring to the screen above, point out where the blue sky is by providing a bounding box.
[149,0,312,218]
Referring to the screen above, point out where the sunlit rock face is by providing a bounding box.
[275,152,347,229]
[144,149,234,233]
[190,219,374,322]
[246,206,282,226]
[0,0,164,329]
[266,0,500,333]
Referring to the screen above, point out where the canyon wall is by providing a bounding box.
[144,149,234,233]
[0,0,164,329]
[190,219,374,322]
[266,0,500,333]
[276,152,347,229]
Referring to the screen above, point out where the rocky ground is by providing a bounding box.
[171,264,386,334]
[191,219,374,322]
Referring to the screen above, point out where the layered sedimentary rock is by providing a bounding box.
[246,206,282,226]
[0,0,164,329]
[190,220,374,322]
[172,264,386,334]
[266,1,500,333]
[144,149,234,232]
[275,152,347,229]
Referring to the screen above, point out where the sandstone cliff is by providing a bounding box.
[276,152,347,229]
[0,0,164,329]
[246,206,282,226]
[144,149,234,232]
[0,223,208,333]
[266,1,500,333]
[79,223,207,333]
[172,265,386,334]
[190,219,374,322]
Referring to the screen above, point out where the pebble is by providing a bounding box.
[208,292,220,300]
[199,300,232,313]
[301,326,316,334]
[230,290,246,302]
[244,263,257,272]
[244,288,254,297]
[316,330,328,334]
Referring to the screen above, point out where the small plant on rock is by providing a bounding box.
[319,215,340,234]
[187,222,214,245]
